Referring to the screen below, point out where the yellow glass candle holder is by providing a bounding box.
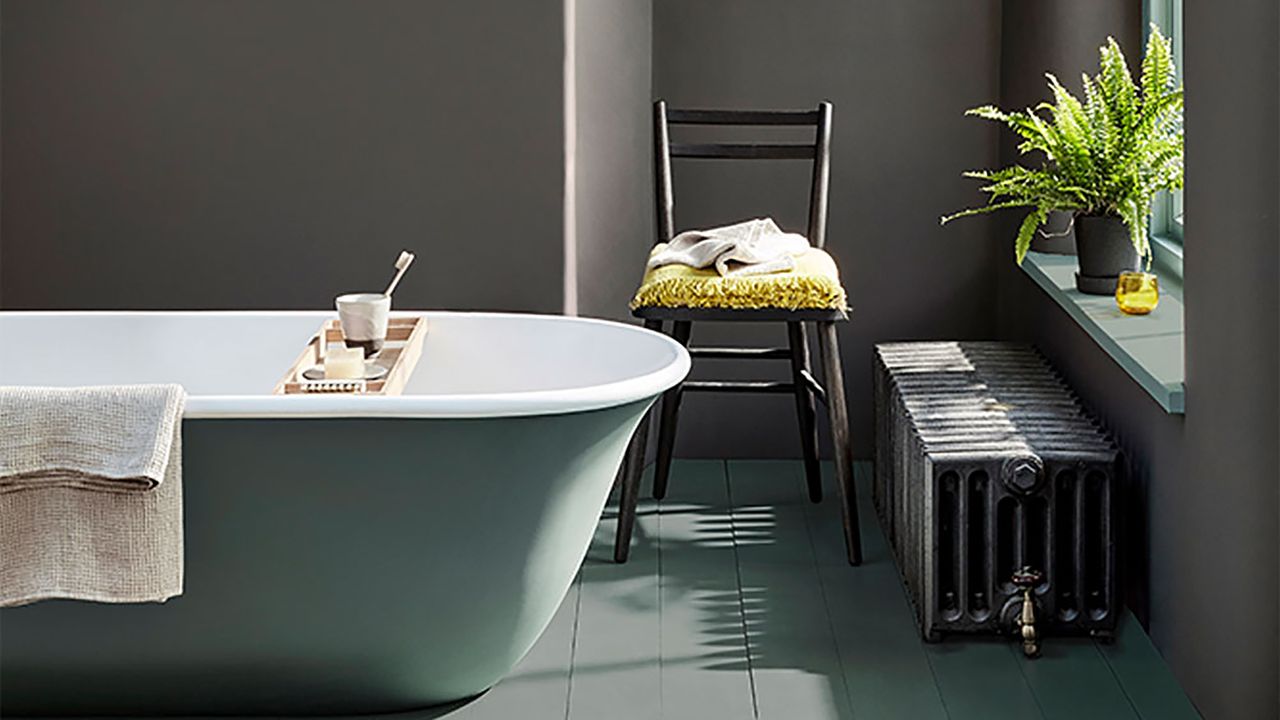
[1115,271,1159,315]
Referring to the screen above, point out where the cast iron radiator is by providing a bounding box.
[873,342,1120,653]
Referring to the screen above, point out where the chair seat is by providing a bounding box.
[630,246,848,314]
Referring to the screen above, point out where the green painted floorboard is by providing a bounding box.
[436,459,1198,720]
[1097,609,1201,720]
[1011,638,1138,720]
[727,460,854,720]
[568,467,662,720]
[655,460,756,720]
[809,463,950,720]
[925,639,1044,720]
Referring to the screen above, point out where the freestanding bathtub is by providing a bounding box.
[0,311,689,717]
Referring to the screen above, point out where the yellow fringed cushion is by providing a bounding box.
[631,245,848,311]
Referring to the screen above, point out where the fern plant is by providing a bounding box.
[942,26,1184,265]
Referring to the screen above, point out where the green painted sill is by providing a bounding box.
[1021,252,1185,414]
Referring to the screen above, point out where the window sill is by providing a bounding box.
[1150,233,1183,289]
[1021,252,1185,414]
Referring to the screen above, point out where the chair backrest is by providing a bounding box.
[653,100,833,249]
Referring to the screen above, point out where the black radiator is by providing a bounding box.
[873,342,1121,652]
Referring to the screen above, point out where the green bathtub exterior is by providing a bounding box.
[0,399,651,717]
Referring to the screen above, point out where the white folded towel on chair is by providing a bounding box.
[0,384,186,607]
[647,218,811,276]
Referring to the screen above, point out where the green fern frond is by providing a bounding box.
[944,26,1182,266]
[965,106,1009,122]
[1098,37,1137,129]
[1015,208,1050,265]
[940,199,1036,225]
[1141,23,1175,102]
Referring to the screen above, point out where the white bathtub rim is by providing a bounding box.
[1,310,692,419]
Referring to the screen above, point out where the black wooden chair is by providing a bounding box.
[612,100,863,566]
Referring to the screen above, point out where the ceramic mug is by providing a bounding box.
[335,293,390,357]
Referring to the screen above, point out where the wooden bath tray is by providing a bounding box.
[273,316,428,395]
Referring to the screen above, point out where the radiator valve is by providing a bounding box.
[1012,567,1044,658]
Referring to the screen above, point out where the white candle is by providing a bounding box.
[324,346,365,380]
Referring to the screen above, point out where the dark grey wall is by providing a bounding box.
[1000,0,1141,115]
[572,0,653,321]
[0,0,565,312]
[652,0,1003,459]
[998,2,1280,718]
[1179,0,1280,715]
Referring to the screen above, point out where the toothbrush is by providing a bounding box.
[383,250,416,298]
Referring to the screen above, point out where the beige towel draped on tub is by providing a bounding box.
[0,384,186,607]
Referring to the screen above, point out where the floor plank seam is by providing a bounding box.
[1094,639,1146,719]
[563,571,584,720]
[863,462,955,719]
[1006,641,1050,719]
[656,476,666,718]
[860,462,954,720]
[919,629,954,719]
[800,470,858,719]
[723,460,762,719]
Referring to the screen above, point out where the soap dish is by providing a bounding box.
[301,362,389,382]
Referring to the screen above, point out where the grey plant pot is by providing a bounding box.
[1074,214,1139,294]
[1029,210,1078,255]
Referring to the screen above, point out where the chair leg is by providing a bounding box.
[652,320,692,500]
[614,320,662,563]
[816,321,863,566]
[787,322,823,503]
[614,410,653,563]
